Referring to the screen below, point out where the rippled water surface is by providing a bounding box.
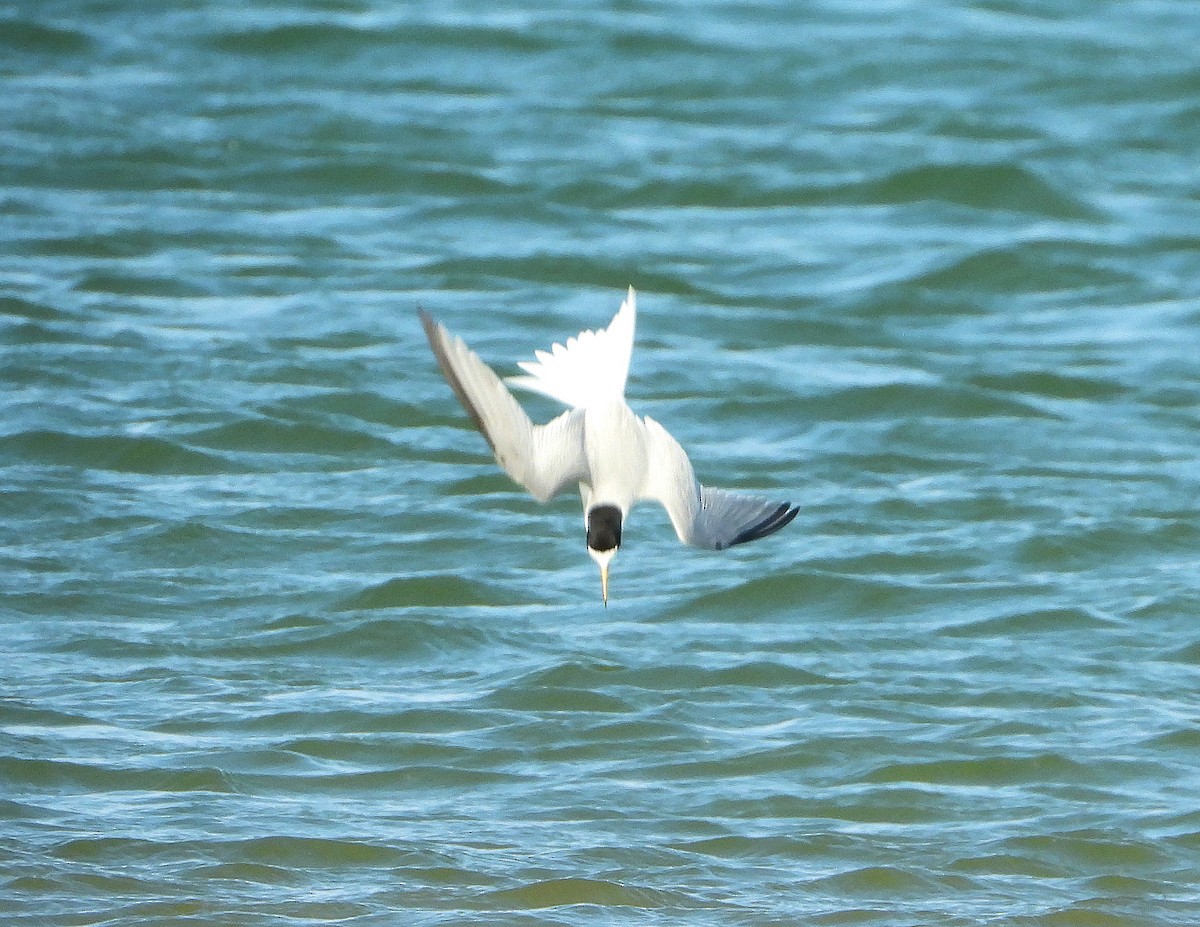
[4,2,1200,925]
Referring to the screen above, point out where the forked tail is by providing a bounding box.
[507,287,637,409]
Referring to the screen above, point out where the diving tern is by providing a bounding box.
[419,287,798,604]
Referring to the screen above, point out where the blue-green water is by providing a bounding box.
[4,2,1200,925]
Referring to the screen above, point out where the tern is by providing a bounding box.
[419,288,798,604]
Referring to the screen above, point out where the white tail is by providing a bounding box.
[507,287,638,409]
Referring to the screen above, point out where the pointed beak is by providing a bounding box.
[600,561,609,607]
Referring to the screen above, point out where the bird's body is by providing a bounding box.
[420,288,797,602]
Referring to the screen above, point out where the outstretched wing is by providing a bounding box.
[420,310,588,502]
[640,415,798,551]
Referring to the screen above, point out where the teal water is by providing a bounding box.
[4,2,1200,925]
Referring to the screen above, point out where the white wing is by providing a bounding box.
[641,416,798,551]
[420,310,588,502]
[506,286,637,409]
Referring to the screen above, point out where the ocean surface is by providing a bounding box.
[3,2,1200,925]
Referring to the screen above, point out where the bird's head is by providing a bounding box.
[586,504,622,606]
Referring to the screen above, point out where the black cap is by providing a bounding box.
[586,504,622,552]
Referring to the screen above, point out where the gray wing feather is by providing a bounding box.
[420,310,587,502]
[641,415,797,550]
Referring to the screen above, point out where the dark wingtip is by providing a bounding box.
[729,502,799,547]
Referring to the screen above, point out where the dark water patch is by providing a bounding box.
[942,605,1116,638]
[394,864,504,890]
[630,741,826,783]
[208,20,554,59]
[75,269,214,299]
[226,158,514,199]
[553,174,815,211]
[243,764,527,793]
[664,568,957,621]
[0,430,238,475]
[0,295,79,323]
[862,753,1092,787]
[794,381,1046,421]
[969,370,1127,402]
[1001,829,1170,872]
[337,574,520,610]
[1159,640,1200,664]
[910,242,1134,295]
[0,797,57,821]
[206,22,381,58]
[4,319,94,346]
[851,162,1095,218]
[1084,873,1175,896]
[217,615,493,660]
[1138,728,1200,752]
[49,635,175,660]
[50,837,195,865]
[485,686,633,715]
[228,836,415,870]
[480,877,700,911]
[19,229,165,260]
[533,716,708,758]
[2,757,235,794]
[948,852,1068,878]
[675,833,825,861]
[420,254,704,299]
[264,331,383,354]
[805,865,952,896]
[814,785,970,826]
[277,734,510,769]
[154,705,507,738]
[1016,518,1200,572]
[122,520,298,567]
[189,860,306,886]
[809,549,985,579]
[0,18,95,60]
[184,417,393,455]
[509,658,843,694]
[0,700,96,728]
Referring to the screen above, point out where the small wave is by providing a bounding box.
[190,861,298,884]
[481,876,701,911]
[184,417,392,455]
[0,429,237,475]
[0,295,83,322]
[804,864,944,896]
[216,615,494,660]
[76,269,213,298]
[237,836,409,868]
[948,852,1067,878]
[1001,829,1169,872]
[506,658,843,694]
[2,757,235,793]
[862,752,1091,787]
[0,19,95,57]
[1016,518,1200,572]
[969,370,1127,402]
[418,254,704,299]
[206,20,553,58]
[664,568,957,621]
[851,162,1096,218]
[337,574,520,610]
[942,605,1118,638]
[910,241,1133,294]
[800,380,1047,421]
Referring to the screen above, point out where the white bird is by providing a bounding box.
[419,287,797,604]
